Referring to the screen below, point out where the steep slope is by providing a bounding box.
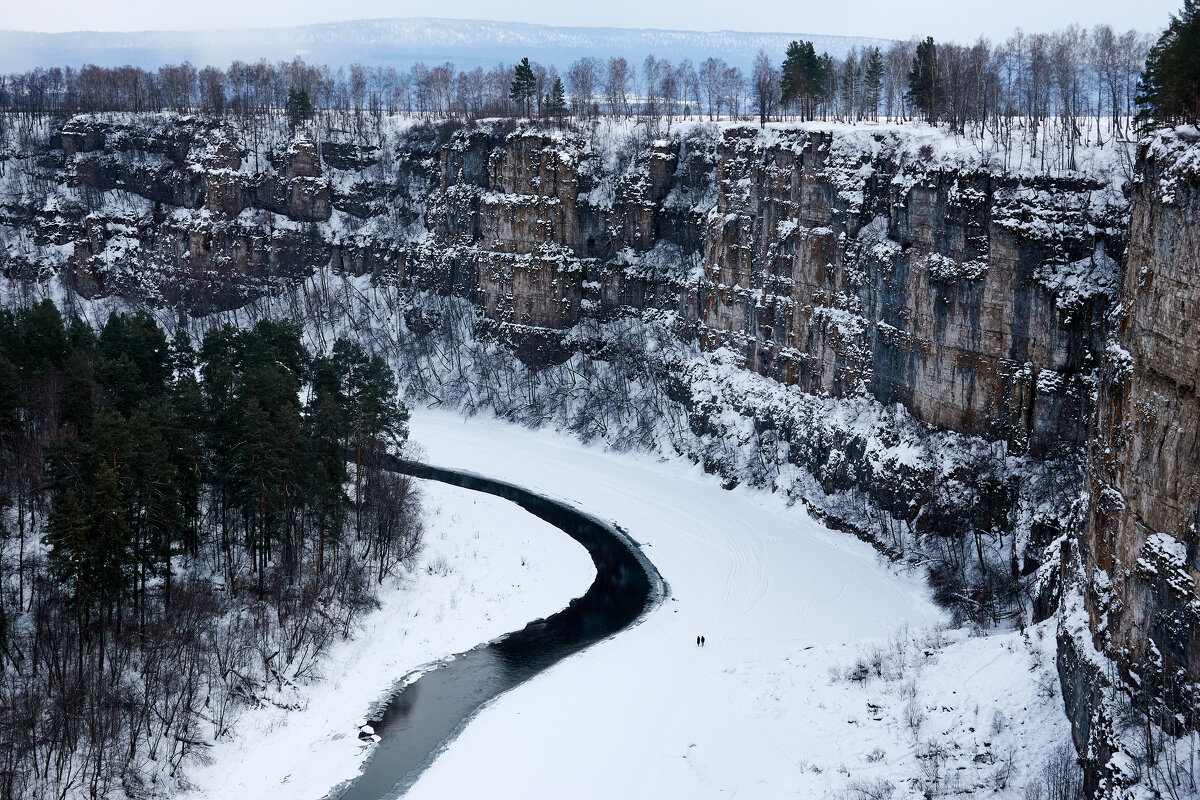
[0,113,1126,571]
[1059,127,1200,797]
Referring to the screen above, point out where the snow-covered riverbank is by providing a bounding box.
[177,477,595,800]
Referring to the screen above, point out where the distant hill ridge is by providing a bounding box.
[0,17,894,73]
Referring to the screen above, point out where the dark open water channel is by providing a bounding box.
[328,459,667,800]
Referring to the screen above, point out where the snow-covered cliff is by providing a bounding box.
[6,113,1196,796]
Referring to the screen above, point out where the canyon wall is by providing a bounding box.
[1,119,1123,463]
[429,125,1124,457]
[1058,128,1200,796]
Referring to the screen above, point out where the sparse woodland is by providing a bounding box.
[0,22,1156,160]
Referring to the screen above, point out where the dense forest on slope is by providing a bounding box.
[0,302,421,800]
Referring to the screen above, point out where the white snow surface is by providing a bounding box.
[402,410,1070,799]
[176,407,1073,800]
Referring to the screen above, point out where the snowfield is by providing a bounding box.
[179,407,1074,800]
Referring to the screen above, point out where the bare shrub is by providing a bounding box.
[845,777,896,800]
[1024,631,1045,671]
[922,625,950,651]
[862,644,887,678]
[905,699,926,739]
[1024,743,1085,800]
[991,746,1018,791]
[426,554,453,576]
[917,740,951,795]
[885,626,909,680]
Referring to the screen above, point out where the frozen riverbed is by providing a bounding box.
[178,472,595,800]
[403,410,1070,799]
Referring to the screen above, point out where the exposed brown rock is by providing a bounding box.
[1084,129,1200,701]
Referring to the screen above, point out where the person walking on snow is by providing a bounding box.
[696,635,701,647]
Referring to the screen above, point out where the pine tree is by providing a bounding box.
[328,339,408,541]
[200,325,241,571]
[864,48,884,121]
[817,53,836,120]
[308,378,348,575]
[286,88,313,131]
[45,489,90,605]
[98,311,170,400]
[166,370,205,556]
[781,40,822,120]
[546,77,568,124]
[0,353,21,447]
[90,409,131,474]
[126,411,180,609]
[91,461,131,600]
[510,58,537,117]
[90,461,131,674]
[1136,0,1200,128]
[908,37,939,124]
[235,395,279,594]
[781,40,805,111]
[15,300,68,378]
[61,352,94,436]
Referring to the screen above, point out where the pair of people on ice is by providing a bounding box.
[695,635,706,647]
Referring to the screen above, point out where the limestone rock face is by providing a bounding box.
[1083,129,1200,705]
[403,125,1121,454]
[5,117,1129,448]
[691,129,1119,456]
[205,171,247,219]
[286,138,321,180]
[287,177,332,222]
[414,126,1119,456]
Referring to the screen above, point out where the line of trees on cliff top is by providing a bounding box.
[3,4,1196,147]
[0,23,1154,133]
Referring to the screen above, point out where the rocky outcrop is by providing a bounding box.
[432,127,1120,457]
[5,120,1122,449]
[693,129,1121,457]
[0,117,342,304]
[1068,129,1200,780]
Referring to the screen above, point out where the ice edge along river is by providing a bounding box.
[330,456,666,800]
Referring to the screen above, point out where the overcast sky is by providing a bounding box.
[2,0,1179,40]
